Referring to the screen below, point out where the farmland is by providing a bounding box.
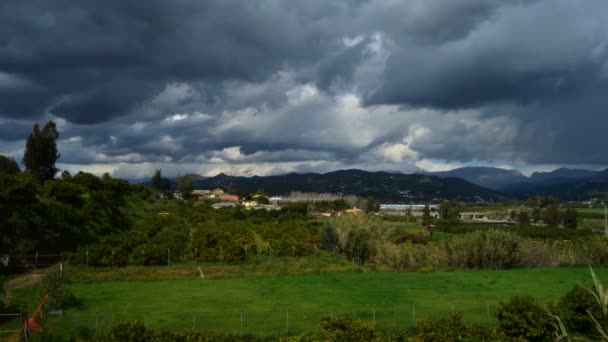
[7,266,608,339]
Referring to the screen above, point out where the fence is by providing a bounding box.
[35,303,500,339]
[3,253,64,269]
[0,311,29,341]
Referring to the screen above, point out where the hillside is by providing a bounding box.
[420,167,528,190]
[510,169,608,200]
[192,169,505,202]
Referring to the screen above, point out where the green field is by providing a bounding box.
[16,266,608,338]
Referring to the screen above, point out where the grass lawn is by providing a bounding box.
[16,266,608,338]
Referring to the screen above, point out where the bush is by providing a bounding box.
[415,312,500,341]
[374,242,445,272]
[42,272,77,310]
[496,295,553,341]
[444,229,521,269]
[518,239,558,268]
[319,315,382,342]
[553,285,604,338]
[96,321,153,342]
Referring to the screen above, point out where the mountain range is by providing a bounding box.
[187,169,505,202]
[422,167,608,200]
[154,167,608,202]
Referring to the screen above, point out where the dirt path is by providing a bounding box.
[3,267,53,302]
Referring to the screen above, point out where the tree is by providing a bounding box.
[439,200,461,221]
[151,169,162,192]
[176,175,193,200]
[531,206,542,223]
[422,204,432,224]
[542,204,561,227]
[161,177,173,199]
[0,154,20,174]
[23,121,60,181]
[562,206,578,229]
[517,210,531,226]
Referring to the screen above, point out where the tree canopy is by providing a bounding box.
[0,154,20,174]
[23,121,60,181]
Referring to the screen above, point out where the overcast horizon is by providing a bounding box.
[1,1,608,179]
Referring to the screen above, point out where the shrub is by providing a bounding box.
[444,229,521,269]
[496,295,553,341]
[96,321,153,342]
[319,315,382,342]
[518,239,558,268]
[552,285,603,338]
[344,229,375,265]
[415,312,500,341]
[42,272,77,310]
[374,242,445,271]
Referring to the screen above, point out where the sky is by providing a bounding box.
[1,0,608,179]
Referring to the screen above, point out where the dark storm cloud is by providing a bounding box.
[1,0,608,174]
[0,0,347,123]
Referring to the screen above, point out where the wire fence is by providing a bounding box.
[34,303,500,339]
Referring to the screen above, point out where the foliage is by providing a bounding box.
[444,229,521,269]
[552,285,603,339]
[162,177,173,198]
[496,295,553,341]
[415,312,499,341]
[518,239,558,268]
[439,200,461,221]
[0,154,20,174]
[177,175,194,200]
[94,321,154,342]
[319,315,382,342]
[42,272,77,310]
[542,204,562,227]
[152,169,162,192]
[320,222,339,252]
[432,223,596,240]
[517,210,531,226]
[562,206,578,228]
[374,241,445,271]
[584,266,608,339]
[344,229,375,265]
[23,120,60,181]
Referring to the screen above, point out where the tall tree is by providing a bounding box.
[177,175,193,200]
[161,177,173,199]
[562,206,578,229]
[23,121,60,181]
[151,169,162,192]
[542,204,561,227]
[0,154,20,174]
[517,210,531,226]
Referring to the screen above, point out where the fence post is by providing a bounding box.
[412,303,416,326]
[60,263,63,278]
[111,250,115,267]
[35,251,38,267]
[330,306,333,321]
